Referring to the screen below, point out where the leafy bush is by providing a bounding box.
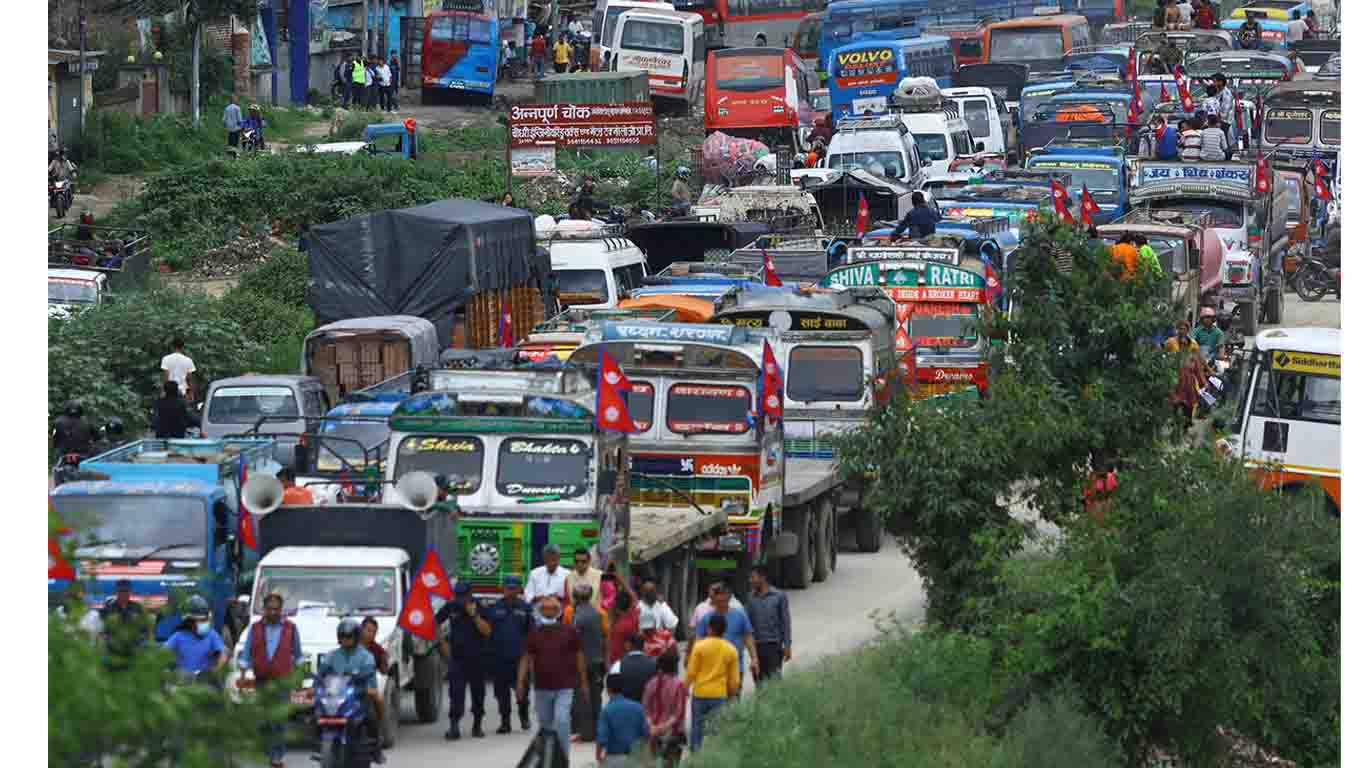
[232,248,309,308]
[218,289,314,348]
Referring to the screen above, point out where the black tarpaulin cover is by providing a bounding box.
[305,198,550,344]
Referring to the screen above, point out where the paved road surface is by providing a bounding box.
[267,540,925,768]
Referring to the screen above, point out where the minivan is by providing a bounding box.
[201,375,331,464]
[542,220,649,310]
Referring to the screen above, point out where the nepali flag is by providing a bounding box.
[397,576,437,641]
[237,457,257,550]
[1175,66,1195,113]
[1254,153,1271,195]
[1127,45,1137,82]
[1234,95,1245,133]
[760,340,783,421]
[1050,179,1074,224]
[1080,185,1102,228]
[49,536,75,580]
[762,248,782,287]
[498,297,515,348]
[596,351,639,433]
[985,260,1003,308]
[415,549,455,601]
[1160,81,1172,103]
[1312,154,1333,201]
[853,192,870,239]
[1126,95,1140,137]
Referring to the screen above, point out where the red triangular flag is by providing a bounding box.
[1234,96,1245,131]
[897,348,920,394]
[397,581,436,641]
[1080,195,1093,228]
[597,351,639,433]
[600,350,633,394]
[1050,179,1075,224]
[761,340,783,420]
[1081,185,1101,214]
[1160,82,1171,103]
[237,458,258,550]
[1127,45,1136,82]
[1177,70,1194,113]
[894,325,911,351]
[1254,153,1270,195]
[49,537,76,580]
[415,549,454,600]
[853,192,870,238]
[762,249,782,286]
[1313,158,1331,180]
[1314,173,1333,201]
[985,261,1003,306]
[498,298,515,348]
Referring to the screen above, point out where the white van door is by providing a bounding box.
[1236,356,1341,484]
[614,12,691,103]
[955,96,1004,155]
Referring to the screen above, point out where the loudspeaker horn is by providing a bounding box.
[395,471,439,512]
[242,474,284,517]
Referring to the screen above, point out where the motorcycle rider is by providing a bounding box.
[52,400,95,457]
[163,595,228,676]
[670,167,692,217]
[242,105,266,150]
[570,179,600,220]
[317,617,387,764]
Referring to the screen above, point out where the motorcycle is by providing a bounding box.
[315,674,375,768]
[1292,257,1340,302]
[51,420,126,488]
[240,127,265,153]
[50,178,73,218]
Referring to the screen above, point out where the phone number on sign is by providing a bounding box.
[510,124,657,148]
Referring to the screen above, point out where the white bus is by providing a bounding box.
[611,8,707,106]
[591,0,674,71]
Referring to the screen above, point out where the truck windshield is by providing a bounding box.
[207,386,299,425]
[990,28,1065,63]
[254,566,397,616]
[555,269,611,304]
[49,280,97,305]
[714,51,785,91]
[394,435,484,493]
[1263,108,1312,144]
[788,346,864,402]
[912,134,949,161]
[827,151,905,179]
[315,421,392,472]
[496,438,591,498]
[1148,198,1244,229]
[667,383,752,434]
[1030,165,1121,193]
[911,303,979,347]
[56,496,207,557]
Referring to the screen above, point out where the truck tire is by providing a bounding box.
[1263,287,1283,325]
[413,655,443,724]
[855,507,883,553]
[781,506,814,589]
[1239,298,1258,337]
[812,498,833,583]
[381,678,400,747]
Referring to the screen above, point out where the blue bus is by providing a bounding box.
[828,35,953,121]
[422,6,501,102]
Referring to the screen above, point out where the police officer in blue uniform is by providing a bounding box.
[436,582,491,740]
[485,575,534,734]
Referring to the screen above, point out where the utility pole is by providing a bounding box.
[78,0,87,137]
[362,0,370,57]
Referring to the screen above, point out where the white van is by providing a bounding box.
[592,0,674,71]
[941,86,1014,157]
[900,106,975,179]
[540,220,649,310]
[611,8,706,106]
[821,114,928,190]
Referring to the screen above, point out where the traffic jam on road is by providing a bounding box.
[49,1,1341,766]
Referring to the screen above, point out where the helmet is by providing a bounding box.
[63,400,83,418]
[250,103,262,112]
[675,166,690,179]
[337,617,362,644]
[105,416,125,436]
[185,595,211,619]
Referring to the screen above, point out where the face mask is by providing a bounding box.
[535,611,561,626]
[195,621,211,637]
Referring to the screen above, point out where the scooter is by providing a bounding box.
[315,674,374,768]
[50,178,73,218]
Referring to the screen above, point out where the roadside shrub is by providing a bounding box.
[232,248,309,309]
[219,289,314,348]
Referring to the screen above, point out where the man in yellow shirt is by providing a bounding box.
[1164,320,1200,355]
[553,34,572,74]
[686,614,738,752]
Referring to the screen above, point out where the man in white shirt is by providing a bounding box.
[523,543,569,605]
[1285,10,1308,42]
[376,60,392,111]
[635,575,679,635]
[1175,0,1194,28]
[161,338,196,401]
[567,15,584,37]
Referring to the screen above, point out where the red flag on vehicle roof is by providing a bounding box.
[761,340,783,421]
[415,549,454,601]
[1174,66,1195,113]
[498,297,514,348]
[597,351,639,433]
[762,248,782,287]
[600,349,633,395]
[237,457,257,551]
[1160,81,1172,103]
[397,580,436,641]
[1050,179,1074,225]
[1126,96,1139,138]
[1254,153,1271,195]
[1127,45,1137,82]
[853,192,870,239]
[49,536,75,580]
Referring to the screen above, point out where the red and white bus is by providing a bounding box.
[677,0,827,51]
[704,47,819,150]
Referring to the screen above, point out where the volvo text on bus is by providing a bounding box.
[827,35,953,121]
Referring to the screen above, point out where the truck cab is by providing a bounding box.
[895,99,975,179]
[49,437,278,645]
[48,267,110,319]
[1025,143,1128,224]
[541,220,649,310]
[1217,327,1340,515]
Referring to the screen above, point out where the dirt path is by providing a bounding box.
[50,174,146,224]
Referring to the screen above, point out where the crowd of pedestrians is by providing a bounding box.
[334,51,402,112]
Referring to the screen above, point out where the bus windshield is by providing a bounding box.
[910,303,979,347]
[393,435,484,494]
[714,51,785,91]
[431,13,494,44]
[496,438,591,498]
[990,27,1065,62]
[667,384,751,434]
[912,133,949,161]
[1263,108,1312,144]
[788,346,864,402]
[1321,110,1340,144]
[620,19,685,53]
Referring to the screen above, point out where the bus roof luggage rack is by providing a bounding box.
[890,77,948,112]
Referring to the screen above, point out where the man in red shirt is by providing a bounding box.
[518,596,589,760]
[531,33,548,79]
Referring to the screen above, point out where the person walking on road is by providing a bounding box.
[161,337,196,401]
[686,614,739,752]
[747,567,792,682]
[565,547,603,608]
[567,583,607,743]
[518,596,590,761]
[691,582,747,627]
[376,56,393,112]
[486,575,534,734]
[436,581,492,740]
[597,674,650,767]
[607,583,641,668]
[691,582,759,692]
[642,648,688,767]
[531,32,547,78]
[525,543,570,605]
[611,634,657,702]
[223,95,242,148]
[636,574,679,641]
[236,593,303,768]
[388,51,402,111]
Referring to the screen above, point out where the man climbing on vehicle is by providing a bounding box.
[52,400,95,457]
[317,618,387,763]
[888,192,940,241]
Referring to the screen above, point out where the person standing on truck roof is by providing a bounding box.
[531,32,547,79]
[519,595,591,761]
[1180,118,1204,162]
[1196,0,1217,29]
[526,543,570,606]
[487,575,534,735]
[567,583,608,744]
[686,613,739,752]
[1200,115,1229,161]
[1156,116,1181,160]
[436,581,492,740]
[691,582,759,693]
[889,192,941,241]
[565,547,603,608]
[161,337,196,402]
[747,567,791,683]
[1175,0,1195,29]
[153,380,193,439]
[237,592,303,768]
